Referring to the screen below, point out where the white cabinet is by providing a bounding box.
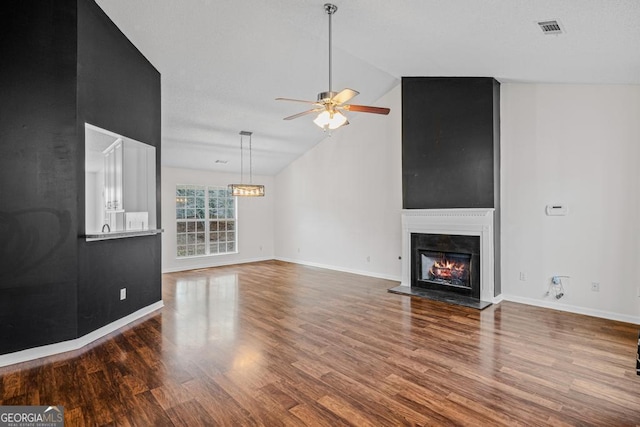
[102,137,155,232]
[104,138,153,213]
[122,141,152,213]
[103,138,123,211]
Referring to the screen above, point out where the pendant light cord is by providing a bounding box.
[238,131,254,184]
[232,131,262,196]
[240,134,244,184]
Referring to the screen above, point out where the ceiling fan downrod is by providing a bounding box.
[324,3,338,100]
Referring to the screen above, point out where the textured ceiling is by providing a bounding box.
[94,0,640,175]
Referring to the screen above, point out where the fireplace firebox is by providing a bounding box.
[420,250,472,289]
[411,233,480,299]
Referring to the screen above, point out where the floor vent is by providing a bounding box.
[538,20,563,35]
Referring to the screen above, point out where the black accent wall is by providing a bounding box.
[402,77,500,210]
[0,0,161,355]
[76,0,161,336]
[402,77,501,296]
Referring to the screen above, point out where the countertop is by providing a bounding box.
[84,229,163,241]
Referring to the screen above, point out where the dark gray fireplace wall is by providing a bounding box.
[402,77,500,210]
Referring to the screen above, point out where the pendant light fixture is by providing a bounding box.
[228,131,265,197]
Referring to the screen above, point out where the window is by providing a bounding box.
[176,185,236,258]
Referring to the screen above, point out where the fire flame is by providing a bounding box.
[429,259,466,280]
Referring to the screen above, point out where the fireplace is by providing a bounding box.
[394,209,496,307]
[397,78,500,307]
[411,233,480,299]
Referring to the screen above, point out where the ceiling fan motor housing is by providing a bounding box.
[318,91,338,102]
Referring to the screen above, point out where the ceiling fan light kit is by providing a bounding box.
[313,110,347,130]
[276,3,390,131]
[228,131,265,197]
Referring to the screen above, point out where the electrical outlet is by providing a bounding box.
[591,282,600,292]
[120,288,127,300]
[519,272,527,281]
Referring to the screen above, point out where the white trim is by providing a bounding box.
[403,208,494,218]
[401,208,495,301]
[491,294,504,304]
[162,256,273,273]
[502,294,640,325]
[0,301,164,368]
[276,257,402,282]
[172,250,239,261]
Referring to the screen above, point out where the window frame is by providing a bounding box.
[175,185,237,258]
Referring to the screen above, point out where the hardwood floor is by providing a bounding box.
[1,260,639,426]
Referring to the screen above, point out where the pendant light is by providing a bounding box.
[228,131,265,197]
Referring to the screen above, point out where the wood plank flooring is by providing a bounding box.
[1,260,640,426]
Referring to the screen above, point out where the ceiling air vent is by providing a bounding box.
[538,20,563,35]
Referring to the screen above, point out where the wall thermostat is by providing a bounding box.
[546,204,568,216]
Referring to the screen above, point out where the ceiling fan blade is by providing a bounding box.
[276,97,320,105]
[283,108,322,120]
[343,104,391,115]
[331,88,359,105]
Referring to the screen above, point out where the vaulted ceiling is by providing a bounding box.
[95,0,640,175]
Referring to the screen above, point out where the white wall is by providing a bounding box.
[161,166,275,272]
[274,84,403,280]
[501,83,640,323]
[161,82,640,323]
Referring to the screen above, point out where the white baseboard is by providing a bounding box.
[492,294,505,304]
[0,301,164,368]
[162,256,273,273]
[275,257,401,282]
[502,294,640,325]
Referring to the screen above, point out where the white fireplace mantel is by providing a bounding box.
[401,208,496,302]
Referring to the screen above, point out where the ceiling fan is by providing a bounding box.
[276,3,390,131]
